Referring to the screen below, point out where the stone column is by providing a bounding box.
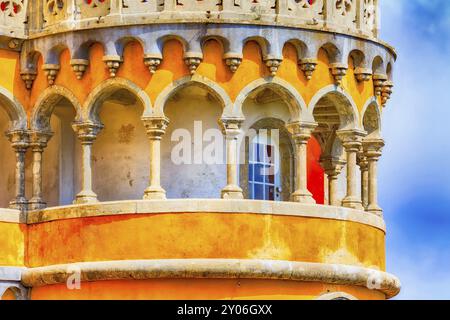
[220,118,244,199]
[337,130,366,210]
[72,122,103,204]
[6,130,29,210]
[358,152,369,210]
[287,122,318,204]
[321,156,346,206]
[142,117,169,200]
[29,131,53,210]
[363,138,385,216]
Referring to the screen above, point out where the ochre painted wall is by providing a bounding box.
[26,213,385,270]
[0,222,26,266]
[29,279,386,300]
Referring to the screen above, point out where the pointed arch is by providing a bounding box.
[234,77,313,123]
[153,75,234,119]
[83,78,152,123]
[0,86,27,131]
[308,85,361,130]
[361,97,382,137]
[31,86,83,131]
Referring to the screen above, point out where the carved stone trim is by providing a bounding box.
[330,63,348,86]
[70,59,89,80]
[143,54,162,74]
[20,259,401,299]
[265,58,283,76]
[42,64,60,85]
[299,58,318,81]
[354,67,372,82]
[103,55,123,78]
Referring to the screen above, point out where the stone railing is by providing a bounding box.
[0,0,379,40]
[0,0,28,38]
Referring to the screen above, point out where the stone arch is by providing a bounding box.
[361,97,382,138]
[308,85,361,131]
[0,86,27,131]
[153,75,234,119]
[31,85,83,131]
[243,36,270,58]
[234,77,313,123]
[316,292,358,300]
[372,55,385,75]
[84,78,153,123]
[349,49,367,68]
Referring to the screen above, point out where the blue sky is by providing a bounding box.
[379,0,450,299]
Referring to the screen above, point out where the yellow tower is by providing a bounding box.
[0,0,399,300]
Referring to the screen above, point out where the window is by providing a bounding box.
[248,130,281,201]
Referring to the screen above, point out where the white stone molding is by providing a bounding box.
[20,259,401,299]
[25,199,387,231]
[0,267,28,300]
[316,291,358,300]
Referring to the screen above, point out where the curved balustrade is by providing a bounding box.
[0,0,379,40]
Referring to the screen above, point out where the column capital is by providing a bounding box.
[336,129,366,151]
[72,122,104,143]
[6,130,29,151]
[286,121,318,144]
[363,138,385,160]
[220,118,244,138]
[357,152,369,170]
[29,130,53,151]
[320,156,346,177]
[142,117,170,140]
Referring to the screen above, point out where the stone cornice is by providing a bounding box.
[20,259,401,299]
[24,199,386,232]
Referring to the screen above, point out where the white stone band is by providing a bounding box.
[0,208,26,223]
[24,199,386,231]
[21,259,401,299]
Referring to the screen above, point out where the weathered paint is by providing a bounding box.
[29,279,385,300]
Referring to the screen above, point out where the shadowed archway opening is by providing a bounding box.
[161,85,225,199]
[91,88,150,201]
[0,107,15,208]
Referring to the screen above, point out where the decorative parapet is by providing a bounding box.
[0,0,28,38]
[0,0,380,40]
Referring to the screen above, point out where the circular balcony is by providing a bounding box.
[0,199,400,300]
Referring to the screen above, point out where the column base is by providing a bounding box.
[144,186,167,200]
[342,197,364,210]
[9,198,28,211]
[74,191,99,205]
[367,205,383,217]
[291,190,316,204]
[29,198,47,210]
[221,185,244,200]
